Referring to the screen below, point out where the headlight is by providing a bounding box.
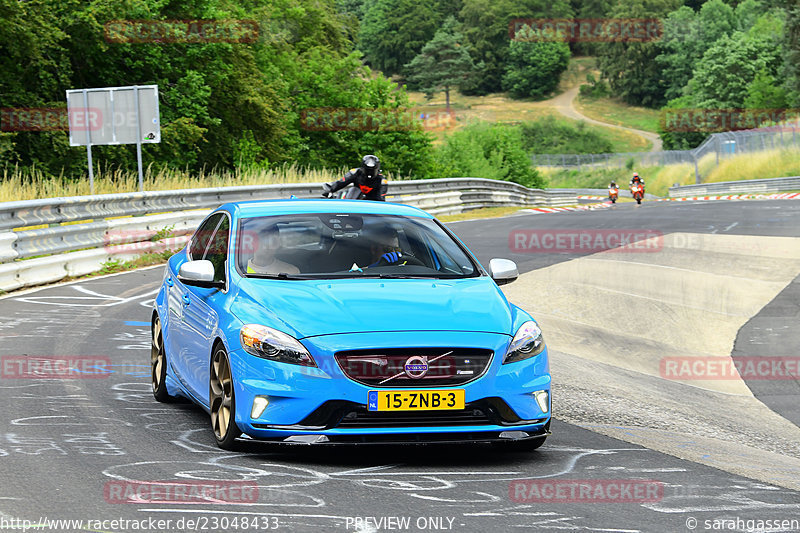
[503,321,545,364]
[240,324,316,367]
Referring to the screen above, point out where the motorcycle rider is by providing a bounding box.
[322,154,388,201]
[629,172,645,189]
[608,180,619,201]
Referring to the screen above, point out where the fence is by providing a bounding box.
[0,178,577,292]
[669,175,800,197]
[531,127,800,182]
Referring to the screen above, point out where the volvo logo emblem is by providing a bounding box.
[404,356,428,379]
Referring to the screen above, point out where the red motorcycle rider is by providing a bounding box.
[322,155,388,201]
[630,173,645,204]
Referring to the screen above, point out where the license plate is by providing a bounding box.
[367,389,465,412]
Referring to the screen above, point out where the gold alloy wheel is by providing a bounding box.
[210,347,234,440]
[151,317,164,393]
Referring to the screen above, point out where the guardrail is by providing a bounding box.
[668,176,800,197]
[0,178,577,292]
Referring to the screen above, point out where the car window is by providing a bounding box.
[237,213,478,279]
[188,213,223,260]
[204,215,229,283]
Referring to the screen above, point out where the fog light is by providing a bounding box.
[533,390,549,414]
[251,396,269,419]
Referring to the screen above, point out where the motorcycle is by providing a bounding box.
[630,183,644,204]
[322,180,388,200]
[322,182,364,200]
[608,186,619,204]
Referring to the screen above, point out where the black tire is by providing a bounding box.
[151,315,177,403]
[611,198,616,204]
[636,197,642,204]
[210,345,242,450]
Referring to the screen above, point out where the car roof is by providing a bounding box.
[219,199,435,219]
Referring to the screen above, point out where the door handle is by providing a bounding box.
[182,295,191,305]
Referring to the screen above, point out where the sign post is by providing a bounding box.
[67,85,160,193]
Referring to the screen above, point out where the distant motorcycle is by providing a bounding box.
[608,186,619,204]
[630,183,644,204]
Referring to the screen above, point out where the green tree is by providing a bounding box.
[501,25,571,99]
[404,17,479,110]
[595,0,682,107]
[744,69,788,108]
[358,0,440,76]
[684,13,784,108]
[780,2,800,106]
[458,0,573,95]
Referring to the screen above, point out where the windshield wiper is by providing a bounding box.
[245,273,320,280]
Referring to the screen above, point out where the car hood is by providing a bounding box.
[230,277,513,339]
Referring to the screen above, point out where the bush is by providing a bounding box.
[434,122,544,188]
[579,73,611,98]
[519,116,614,155]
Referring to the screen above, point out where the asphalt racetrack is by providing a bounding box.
[1,199,799,532]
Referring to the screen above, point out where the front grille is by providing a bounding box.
[337,407,492,428]
[334,348,493,387]
[251,398,538,431]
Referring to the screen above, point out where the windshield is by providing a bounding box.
[236,213,479,279]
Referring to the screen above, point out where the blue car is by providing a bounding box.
[151,199,551,450]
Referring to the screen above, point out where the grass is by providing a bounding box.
[541,146,800,196]
[438,205,539,222]
[575,95,662,134]
[541,164,697,197]
[408,92,651,152]
[0,162,345,202]
[584,123,652,152]
[71,249,179,280]
[703,148,800,183]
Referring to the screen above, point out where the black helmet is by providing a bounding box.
[361,154,380,178]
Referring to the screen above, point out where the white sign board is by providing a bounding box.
[66,85,160,146]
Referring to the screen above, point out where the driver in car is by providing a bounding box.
[246,224,300,275]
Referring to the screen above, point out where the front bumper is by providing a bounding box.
[228,331,551,441]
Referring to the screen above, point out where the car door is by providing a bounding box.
[180,214,230,405]
[168,213,223,397]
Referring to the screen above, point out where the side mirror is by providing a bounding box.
[488,258,519,286]
[178,260,224,289]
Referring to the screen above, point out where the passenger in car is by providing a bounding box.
[246,224,300,275]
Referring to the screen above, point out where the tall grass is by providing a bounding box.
[0,163,348,202]
[703,148,800,183]
[541,147,800,197]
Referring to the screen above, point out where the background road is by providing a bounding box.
[1,200,799,532]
